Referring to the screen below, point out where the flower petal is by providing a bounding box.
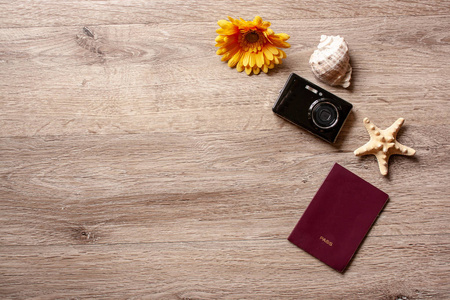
[253,66,260,75]
[216,36,238,48]
[221,45,240,61]
[216,27,238,35]
[273,56,280,64]
[269,36,291,48]
[253,16,262,26]
[277,33,290,41]
[243,51,251,67]
[263,47,274,61]
[260,21,271,29]
[266,44,279,55]
[236,58,244,72]
[256,51,264,68]
[228,50,242,67]
[228,16,241,27]
[217,19,231,28]
[245,65,252,75]
[262,64,269,73]
[249,52,256,67]
[215,35,225,43]
[216,48,227,55]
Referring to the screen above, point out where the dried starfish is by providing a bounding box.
[354,117,416,175]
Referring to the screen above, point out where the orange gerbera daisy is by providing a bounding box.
[215,16,290,75]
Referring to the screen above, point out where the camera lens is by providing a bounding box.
[310,100,339,129]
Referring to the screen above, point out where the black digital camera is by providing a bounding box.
[272,73,353,143]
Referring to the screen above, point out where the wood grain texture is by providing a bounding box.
[0,15,449,137]
[1,1,450,28]
[1,236,449,299]
[0,1,449,299]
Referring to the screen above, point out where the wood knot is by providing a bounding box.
[71,226,98,244]
[76,26,105,56]
[83,26,95,38]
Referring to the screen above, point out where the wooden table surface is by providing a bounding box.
[1,1,449,299]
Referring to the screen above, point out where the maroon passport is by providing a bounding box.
[288,163,389,272]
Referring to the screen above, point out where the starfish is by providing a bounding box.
[354,117,416,175]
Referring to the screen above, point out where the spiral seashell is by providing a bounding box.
[309,35,352,88]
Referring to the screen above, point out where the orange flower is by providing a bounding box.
[215,16,290,75]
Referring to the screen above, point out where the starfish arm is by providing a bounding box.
[386,118,405,137]
[363,118,382,138]
[391,141,416,156]
[354,141,377,156]
[375,153,389,175]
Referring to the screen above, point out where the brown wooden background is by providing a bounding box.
[1,1,449,299]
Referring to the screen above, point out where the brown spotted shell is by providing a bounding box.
[309,35,352,88]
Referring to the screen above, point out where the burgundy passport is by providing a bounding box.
[288,163,389,272]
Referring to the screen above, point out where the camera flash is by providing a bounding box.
[305,85,318,94]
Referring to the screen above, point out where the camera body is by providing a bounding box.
[272,73,353,143]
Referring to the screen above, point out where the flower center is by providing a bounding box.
[245,31,259,43]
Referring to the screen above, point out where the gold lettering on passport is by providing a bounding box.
[320,236,333,246]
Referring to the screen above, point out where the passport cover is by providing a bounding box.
[288,163,389,272]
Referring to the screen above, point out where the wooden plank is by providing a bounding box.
[0,236,448,298]
[0,16,449,138]
[1,131,448,246]
[0,0,449,28]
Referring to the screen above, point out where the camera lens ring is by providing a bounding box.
[309,99,339,130]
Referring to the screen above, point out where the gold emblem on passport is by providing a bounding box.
[320,236,333,247]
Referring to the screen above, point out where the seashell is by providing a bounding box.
[309,35,352,88]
